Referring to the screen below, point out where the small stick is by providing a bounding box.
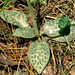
[8,44,18,65]
[17,49,24,72]
[50,44,56,75]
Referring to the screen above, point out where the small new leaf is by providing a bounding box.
[12,27,36,38]
[0,10,29,28]
[27,41,50,74]
[58,16,70,30]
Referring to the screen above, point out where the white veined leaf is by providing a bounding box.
[40,18,75,38]
[40,18,61,37]
[0,10,29,28]
[27,41,50,74]
[12,27,36,38]
[44,25,60,34]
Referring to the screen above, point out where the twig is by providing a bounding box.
[0,47,8,57]
[48,0,50,4]
[7,44,18,65]
[17,49,24,74]
[65,36,75,56]
[63,63,75,74]
[40,3,52,17]
[50,44,56,75]
[8,48,27,49]
[1,53,8,67]
[57,43,63,75]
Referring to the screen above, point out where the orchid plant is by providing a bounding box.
[0,0,75,74]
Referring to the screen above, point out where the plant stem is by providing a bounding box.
[37,2,40,30]
[27,0,39,36]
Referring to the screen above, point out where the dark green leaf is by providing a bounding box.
[58,16,70,30]
[59,26,70,36]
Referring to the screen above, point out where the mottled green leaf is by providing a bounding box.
[27,41,50,74]
[0,10,29,28]
[40,18,60,37]
[12,27,36,38]
[31,0,47,5]
[40,18,75,37]
[52,25,75,42]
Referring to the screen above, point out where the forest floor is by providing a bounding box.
[0,0,75,75]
